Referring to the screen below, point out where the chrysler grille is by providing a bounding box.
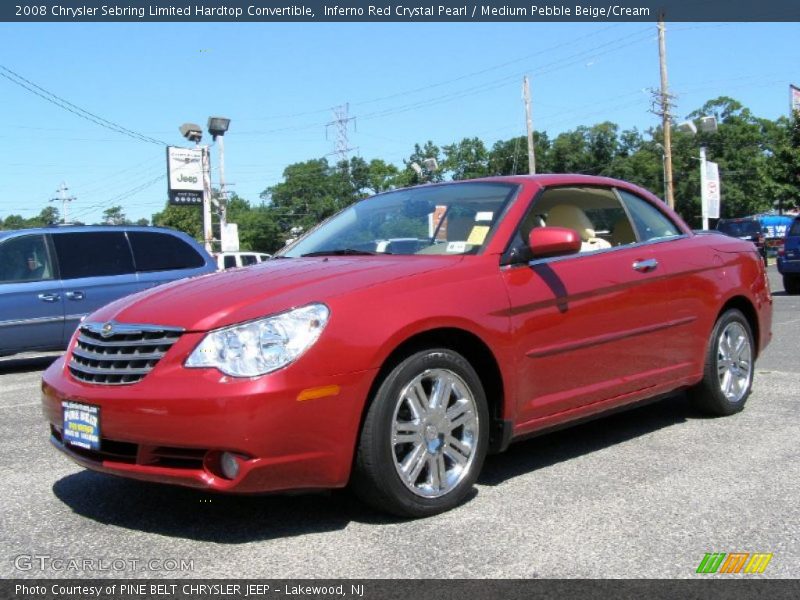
[68,322,184,385]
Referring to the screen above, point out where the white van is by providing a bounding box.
[216,251,271,270]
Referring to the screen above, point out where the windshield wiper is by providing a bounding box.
[300,249,382,257]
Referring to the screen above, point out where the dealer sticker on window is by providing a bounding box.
[62,401,100,450]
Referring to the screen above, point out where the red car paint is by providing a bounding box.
[41,175,772,493]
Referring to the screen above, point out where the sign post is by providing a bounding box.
[700,147,720,230]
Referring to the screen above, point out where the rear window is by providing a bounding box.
[128,231,206,272]
[717,220,761,236]
[53,232,134,279]
[789,219,800,237]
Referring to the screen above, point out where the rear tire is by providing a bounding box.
[352,348,489,518]
[688,309,754,416]
[783,275,800,295]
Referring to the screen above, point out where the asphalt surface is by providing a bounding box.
[0,266,797,579]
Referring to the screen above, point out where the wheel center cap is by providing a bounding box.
[424,424,438,442]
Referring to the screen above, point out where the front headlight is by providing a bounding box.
[185,303,330,377]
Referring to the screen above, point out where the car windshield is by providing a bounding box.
[718,220,760,236]
[279,182,519,258]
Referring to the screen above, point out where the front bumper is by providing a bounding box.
[41,334,377,493]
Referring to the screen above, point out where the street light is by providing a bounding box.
[409,157,438,183]
[179,123,203,144]
[207,117,232,250]
[207,117,230,139]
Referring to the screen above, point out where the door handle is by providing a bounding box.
[65,291,85,301]
[37,293,60,303]
[632,258,659,272]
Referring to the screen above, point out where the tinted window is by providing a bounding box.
[0,234,54,283]
[789,219,800,237]
[52,232,134,279]
[718,220,760,236]
[128,231,205,272]
[241,254,258,266]
[617,190,680,242]
[223,255,237,269]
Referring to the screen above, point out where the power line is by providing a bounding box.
[0,64,168,146]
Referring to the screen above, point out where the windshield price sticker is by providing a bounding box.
[62,401,100,450]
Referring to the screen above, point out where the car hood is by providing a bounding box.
[90,256,457,332]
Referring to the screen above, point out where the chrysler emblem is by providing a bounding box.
[100,322,115,338]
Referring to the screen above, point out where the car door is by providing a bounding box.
[0,233,65,354]
[501,186,685,428]
[50,231,139,344]
[616,188,717,376]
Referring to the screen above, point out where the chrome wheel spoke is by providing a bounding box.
[443,437,470,467]
[429,376,450,411]
[400,443,427,484]
[448,406,475,431]
[427,453,446,491]
[405,383,428,419]
[393,420,422,445]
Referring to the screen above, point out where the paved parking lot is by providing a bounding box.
[1,266,797,579]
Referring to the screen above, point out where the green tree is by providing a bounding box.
[102,205,131,226]
[443,137,490,180]
[487,132,551,175]
[1,215,26,230]
[151,204,203,239]
[764,113,800,212]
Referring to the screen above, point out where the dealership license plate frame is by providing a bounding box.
[62,401,101,451]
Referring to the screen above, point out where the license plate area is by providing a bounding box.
[62,401,101,450]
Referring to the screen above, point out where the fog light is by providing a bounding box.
[220,452,240,479]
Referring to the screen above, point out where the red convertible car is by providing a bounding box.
[42,175,772,517]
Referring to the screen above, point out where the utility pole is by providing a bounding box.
[523,76,536,175]
[657,15,676,209]
[50,181,75,224]
[326,103,357,163]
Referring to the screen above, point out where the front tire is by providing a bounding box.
[688,309,755,416]
[352,348,489,518]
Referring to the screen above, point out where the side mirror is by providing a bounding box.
[528,226,581,259]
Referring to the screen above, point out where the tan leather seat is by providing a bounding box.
[611,217,636,246]
[546,204,611,252]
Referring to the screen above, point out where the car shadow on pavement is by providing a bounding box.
[52,472,403,543]
[52,394,701,541]
[479,393,702,486]
[0,354,60,374]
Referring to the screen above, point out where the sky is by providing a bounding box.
[0,21,797,225]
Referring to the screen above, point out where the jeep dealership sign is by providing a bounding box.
[167,146,204,205]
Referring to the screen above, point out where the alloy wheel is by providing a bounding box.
[390,368,479,498]
[716,321,752,403]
